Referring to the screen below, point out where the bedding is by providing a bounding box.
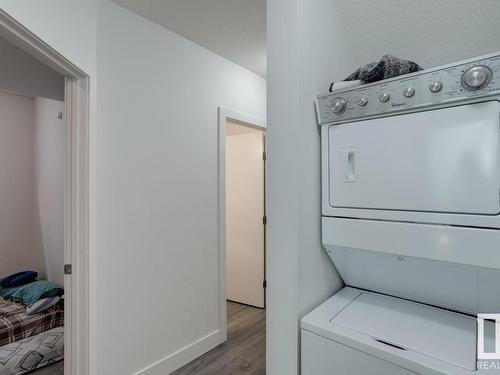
[0,273,37,288]
[0,327,63,375]
[1,281,63,307]
[0,299,63,347]
[26,297,61,315]
[0,286,22,301]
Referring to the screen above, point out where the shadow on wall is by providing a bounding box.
[34,97,66,287]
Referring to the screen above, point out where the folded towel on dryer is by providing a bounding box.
[329,79,362,92]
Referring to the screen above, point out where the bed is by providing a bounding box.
[0,327,64,375]
[0,299,63,348]
[0,298,63,375]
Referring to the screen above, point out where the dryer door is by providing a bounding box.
[327,101,500,215]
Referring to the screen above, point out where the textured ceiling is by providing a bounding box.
[110,0,266,77]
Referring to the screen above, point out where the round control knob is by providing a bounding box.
[429,81,443,93]
[403,87,415,98]
[379,92,390,102]
[461,66,492,91]
[358,97,368,106]
[329,97,347,114]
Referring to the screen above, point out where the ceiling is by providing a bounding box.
[110,0,267,77]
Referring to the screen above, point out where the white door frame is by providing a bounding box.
[0,10,90,375]
[218,107,266,341]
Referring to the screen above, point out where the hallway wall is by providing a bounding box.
[95,2,266,373]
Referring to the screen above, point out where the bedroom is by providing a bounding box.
[0,33,66,375]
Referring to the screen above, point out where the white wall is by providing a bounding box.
[0,92,65,285]
[0,0,97,78]
[96,2,265,374]
[267,0,500,374]
[0,36,64,101]
[34,97,65,287]
[0,91,46,278]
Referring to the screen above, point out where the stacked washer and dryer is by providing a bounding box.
[302,53,500,374]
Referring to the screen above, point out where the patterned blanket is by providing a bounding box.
[0,299,63,347]
[0,327,64,375]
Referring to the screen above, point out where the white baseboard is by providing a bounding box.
[133,330,225,375]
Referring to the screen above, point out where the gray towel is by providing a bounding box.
[345,54,423,83]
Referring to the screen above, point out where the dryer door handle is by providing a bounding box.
[345,149,356,182]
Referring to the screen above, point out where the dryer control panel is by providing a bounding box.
[317,52,500,124]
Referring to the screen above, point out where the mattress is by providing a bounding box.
[0,327,64,375]
[0,299,63,347]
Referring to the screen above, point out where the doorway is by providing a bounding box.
[0,9,90,375]
[219,108,266,370]
[173,110,268,374]
[225,120,266,308]
[169,109,267,375]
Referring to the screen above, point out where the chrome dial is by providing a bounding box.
[429,81,443,93]
[358,97,368,106]
[461,66,492,91]
[403,87,415,98]
[379,92,390,102]
[329,97,347,114]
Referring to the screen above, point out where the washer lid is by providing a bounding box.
[331,292,477,370]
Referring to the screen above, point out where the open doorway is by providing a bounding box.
[0,9,90,375]
[225,120,266,309]
[220,109,267,373]
[172,109,266,374]
[0,34,66,375]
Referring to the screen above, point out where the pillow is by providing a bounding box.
[0,284,25,299]
[26,296,61,315]
[9,281,64,307]
[0,271,38,288]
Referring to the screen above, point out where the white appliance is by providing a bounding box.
[302,53,500,374]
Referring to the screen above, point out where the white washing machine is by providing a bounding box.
[302,53,500,374]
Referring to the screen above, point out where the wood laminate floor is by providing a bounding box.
[26,302,264,375]
[172,301,266,375]
[28,360,64,375]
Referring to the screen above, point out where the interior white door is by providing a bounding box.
[225,121,265,308]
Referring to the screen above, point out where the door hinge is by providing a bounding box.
[263,280,267,289]
[64,264,72,275]
[262,151,267,161]
[263,216,267,225]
